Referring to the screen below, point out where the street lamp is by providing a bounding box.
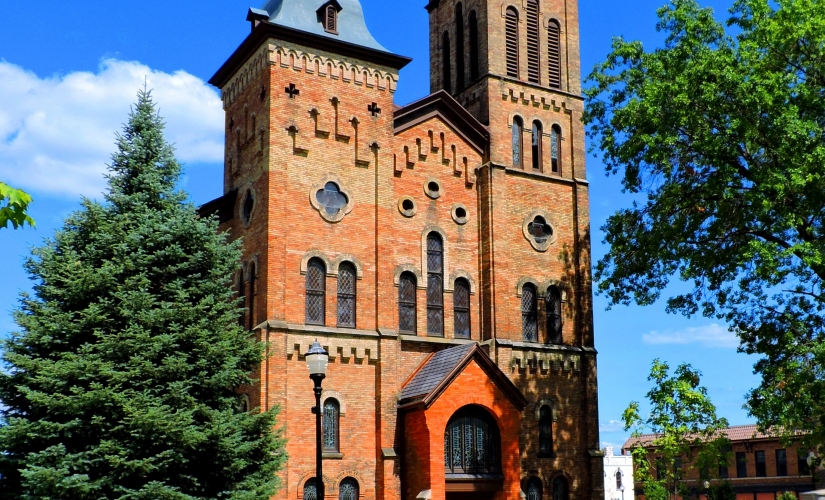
[619,484,625,500]
[307,340,329,500]
[704,480,711,500]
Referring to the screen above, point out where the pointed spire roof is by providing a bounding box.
[258,0,387,52]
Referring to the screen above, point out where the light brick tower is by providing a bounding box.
[203,0,602,498]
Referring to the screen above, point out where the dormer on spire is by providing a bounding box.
[316,0,343,35]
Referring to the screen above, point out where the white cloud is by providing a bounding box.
[600,419,625,433]
[642,323,739,348]
[0,59,224,198]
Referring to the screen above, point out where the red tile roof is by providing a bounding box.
[621,424,804,451]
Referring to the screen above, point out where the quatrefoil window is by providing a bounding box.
[528,216,553,243]
[522,210,557,252]
[316,182,348,216]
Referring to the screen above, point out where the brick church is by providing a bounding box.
[201,0,603,498]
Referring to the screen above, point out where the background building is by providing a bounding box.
[622,425,820,500]
[603,447,633,500]
[201,0,602,498]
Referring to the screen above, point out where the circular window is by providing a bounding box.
[241,189,255,226]
[451,203,469,225]
[316,182,349,216]
[424,178,442,199]
[522,211,557,251]
[398,196,417,217]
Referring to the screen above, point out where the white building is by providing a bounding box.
[604,446,634,500]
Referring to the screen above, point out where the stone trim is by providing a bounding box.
[423,177,442,199]
[321,389,346,415]
[393,264,424,288]
[285,332,379,362]
[539,279,569,301]
[535,398,559,422]
[447,270,476,294]
[238,183,257,229]
[398,196,418,218]
[245,254,260,281]
[330,254,364,279]
[421,226,449,284]
[508,349,581,372]
[332,471,366,491]
[399,334,476,346]
[309,173,354,223]
[515,276,541,297]
[451,203,469,225]
[299,250,333,276]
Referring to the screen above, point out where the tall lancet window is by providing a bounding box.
[551,125,561,173]
[512,116,524,167]
[456,3,465,90]
[427,233,444,336]
[505,7,519,78]
[469,11,479,81]
[548,20,562,89]
[532,120,543,170]
[526,0,540,83]
[442,31,452,94]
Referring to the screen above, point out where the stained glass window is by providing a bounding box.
[454,278,470,338]
[399,272,417,333]
[539,405,553,455]
[323,399,339,452]
[522,284,538,342]
[513,116,524,167]
[444,405,501,474]
[546,286,562,344]
[316,182,348,216]
[337,262,356,328]
[532,121,543,170]
[339,478,358,500]
[303,478,317,500]
[427,233,444,337]
[551,125,561,173]
[527,477,543,500]
[306,258,326,325]
[553,476,568,500]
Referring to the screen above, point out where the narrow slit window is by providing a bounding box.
[442,31,452,94]
[513,116,524,167]
[456,3,465,90]
[505,7,519,78]
[551,125,561,173]
[526,0,540,83]
[323,399,339,452]
[237,270,246,327]
[325,5,338,34]
[306,258,326,325]
[248,264,256,331]
[532,121,543,170]
[539,405,553,455]
[454,278,471,338]
[337,262,356,328]
[546,286,562,344]
[547,20,562,89]
[522,283,538,342]
[399,272,417,333]
[427,233,444,336]
[553,477,568,500]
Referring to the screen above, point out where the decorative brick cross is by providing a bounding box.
[285,83,300,99]
[368,102,381,116]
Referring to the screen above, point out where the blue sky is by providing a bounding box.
[0,0,759,449]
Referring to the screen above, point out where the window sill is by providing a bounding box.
[323,452,343,460]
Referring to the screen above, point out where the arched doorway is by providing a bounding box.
[444,405,503,499]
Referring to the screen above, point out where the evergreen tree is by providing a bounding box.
[0,90,285,499]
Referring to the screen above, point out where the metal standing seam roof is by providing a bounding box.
[257,0,389,52]
[399,343,476,403]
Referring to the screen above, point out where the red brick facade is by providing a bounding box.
[205,0,602,498]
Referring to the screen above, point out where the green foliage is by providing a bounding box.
[624,360,730,500]
[0,182,34,229]
[0,90,286,499]
[776,492,797,500]
[584,0,825,452]
[710,482,736,500]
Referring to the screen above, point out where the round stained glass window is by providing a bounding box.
[316,182,349,216]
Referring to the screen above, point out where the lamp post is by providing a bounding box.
[307,340,329,500]
[704,479,711,500]
[619,484,625,500]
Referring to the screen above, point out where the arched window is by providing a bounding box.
[444,405,501,474]
[454,278,470,338]
[526,0,540,83]
[237,270,246,327]
[323,398,339,452]
[532,121,543,170]
[546,286,562,344]
[553,476,569,500]
[522,283,538,342]
[339,478,359,500]
[547,20,562,89]
[325,5,338,33]
[303,478,318,500]
[306,258,326,325]
[399,272,417,333]
[469,11,479,81]
[539,404,553,455]
[442,31,452,94]
[505,7,519,78]
[337,262,356,328]
[248,263,256,331]
[616,470,623,489]
[551,125,561,173]
[427,233,444,336]
[456,3,465,90]
[527,477,543,500]
[512,116,524,167]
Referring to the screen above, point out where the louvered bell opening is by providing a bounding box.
[326,6,337,33]
[527,0,540,84]
[505,9,519,78]
[548,21,562,89]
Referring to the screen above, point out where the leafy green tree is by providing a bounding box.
[0,182,34,229]
[584,0,825,452]
[624,360,730,500]
[0,90,285,499]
